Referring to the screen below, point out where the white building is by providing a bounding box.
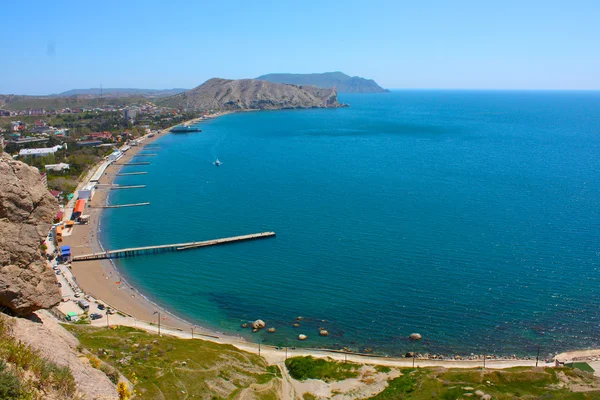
[108,150,123,162]
[123,107,138,121]
[19,145,63,157]
[77,183,96,200]
[45,163,70,172]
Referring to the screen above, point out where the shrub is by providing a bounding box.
[0,361,22,399]
[285,356,360,382]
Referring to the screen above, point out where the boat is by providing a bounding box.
[215,159,221,166]
[170,125,202,133]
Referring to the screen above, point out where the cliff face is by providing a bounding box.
[0,153,61,315]
[158,78,343,110]
[256,72,389,93]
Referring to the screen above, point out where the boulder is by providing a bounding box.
[241,323,248,328]
[319,329,329,337]
[481,395,491,400]
[409,333,422,341]
[267,327,276,333]
[474,390,485,397]
[251,319,266,329]
[298,334,307,341]
[0,154,60,315]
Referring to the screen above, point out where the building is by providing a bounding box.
[9,136,50,146]
[77,183,96,201]
[88,132,113,141]
[45,163,70,172]
[107,150,123,162]
[18,145,63,157]
[123,107,138,121]
[76,140,102,147]
[27,108,46,116]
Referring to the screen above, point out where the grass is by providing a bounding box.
[367,366,600,399]
[0,315,76,399]
[65,324,276,400]
[285,356,361,382]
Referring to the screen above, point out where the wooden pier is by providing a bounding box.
[109,185,146,190]
[72,232,276,261]
[91,202,150,209]
[115,162,150,166]
[116,172,148,176]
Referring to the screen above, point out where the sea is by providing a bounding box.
[101,90,600,357]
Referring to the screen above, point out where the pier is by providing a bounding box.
[91,202,150,209]
[72,232,276,261]
[109,185,146,190]
[117,172,148,176]
[115,162,150,166]
[133,154,157,156]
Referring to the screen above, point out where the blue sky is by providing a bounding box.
[1,0,599,94]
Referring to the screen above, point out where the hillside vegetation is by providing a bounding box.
[65,325,281,400]
[0,315,76,399]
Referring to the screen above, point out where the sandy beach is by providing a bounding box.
[62,114,230,335]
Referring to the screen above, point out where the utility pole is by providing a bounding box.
[153,311,161,336]
[258,338,262,357]
[483,352,486,370]
[536,344,540,367]
[191,325,197,339]
[285,338,288,360]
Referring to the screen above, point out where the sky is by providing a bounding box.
[1,0,599,94]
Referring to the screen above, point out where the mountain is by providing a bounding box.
[256,72,388,93]
[157,78,344,110]
[54,88,188,98]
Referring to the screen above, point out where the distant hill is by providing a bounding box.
[157,78,343,110]
[256,72,388,93]
[0,94,147,111]
[54,88,187,98]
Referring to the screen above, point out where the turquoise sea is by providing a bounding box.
[101,91,600,357]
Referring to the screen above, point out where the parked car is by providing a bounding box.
[106,309,116,315]
[57,282,62,288]
[90,313,102,320]
[97,304,105,310]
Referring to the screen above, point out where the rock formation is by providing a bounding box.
[0,153,60,315]
[251,319,266,330]
[157,78,343,110]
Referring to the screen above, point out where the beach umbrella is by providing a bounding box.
[409,333,422,367]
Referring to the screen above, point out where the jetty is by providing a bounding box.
[115,162,150,166]
[91,202,150,209]
[117,172,148,176]
[109,185,146,190]
[72,232,276,261]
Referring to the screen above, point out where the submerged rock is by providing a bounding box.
[298,334,307,341]
[267,327,276,333]
[319,329,329,337]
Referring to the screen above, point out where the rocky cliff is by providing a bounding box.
[157,78,343,110]
[0,153,61,315]
[257,71,389,93]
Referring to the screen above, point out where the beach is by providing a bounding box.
[61,114,230,335]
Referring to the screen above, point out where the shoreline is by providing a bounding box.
[57,111,599,366]
[64,111,238,338]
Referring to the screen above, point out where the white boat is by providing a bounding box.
[215,159,221,166]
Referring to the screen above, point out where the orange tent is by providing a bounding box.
[73,199,86,214]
